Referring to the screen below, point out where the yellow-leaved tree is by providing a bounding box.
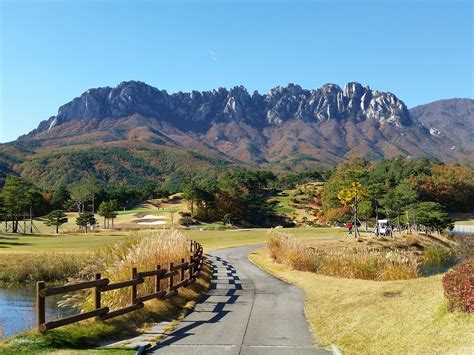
[337,182,368,238]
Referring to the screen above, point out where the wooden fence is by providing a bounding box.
[36,240,204,332]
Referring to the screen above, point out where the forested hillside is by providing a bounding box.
[0,142,233,190]
[320,158,474,230]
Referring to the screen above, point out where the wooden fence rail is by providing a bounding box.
[37,240,204,332]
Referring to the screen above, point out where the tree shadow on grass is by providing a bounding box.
[0,235,20,240]
[0,235,32,247]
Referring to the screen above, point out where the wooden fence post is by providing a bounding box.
[37,281,46,332]
[155,265,161,293]
[180,258,185,283]
[94,273,101,319]
[189,256,193,281]
[131,267,138,304]
[94,273,101,308]
[94,272,101,320]
[169,263,174,293]
[197,248,202,272]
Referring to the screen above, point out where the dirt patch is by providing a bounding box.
[383,291,402,298]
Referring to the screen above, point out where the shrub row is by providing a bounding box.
[442,258,473,313]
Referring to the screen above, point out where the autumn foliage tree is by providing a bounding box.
[337,182,368,238]
[410,165,474,211]
[320,158,472,235]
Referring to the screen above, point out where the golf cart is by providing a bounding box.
[373,219,393,238]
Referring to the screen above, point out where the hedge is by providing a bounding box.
[442,258,474,313]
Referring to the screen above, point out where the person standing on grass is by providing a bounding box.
[346,221,353,236]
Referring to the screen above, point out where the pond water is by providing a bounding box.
[420,260,457,277]
[0,287,77,339]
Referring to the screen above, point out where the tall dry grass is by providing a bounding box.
[0,253,89,286]
[267,230,420,281]
[267,230,315,271]
[422,247,454,267]
[62,229,191,311]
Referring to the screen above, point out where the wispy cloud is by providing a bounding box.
[209,50,217,62]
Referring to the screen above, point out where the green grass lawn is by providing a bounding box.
[0,232,129,253]
[455,219,474,225]
[269,193,297,214]
[0,227,347,253]
[450,212,474,225]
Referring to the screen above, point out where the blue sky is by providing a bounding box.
[0,0,472,142]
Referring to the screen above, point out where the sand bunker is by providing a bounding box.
[140,215,167,220]
[137,220,167,225]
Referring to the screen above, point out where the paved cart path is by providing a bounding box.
[149,245,329,354]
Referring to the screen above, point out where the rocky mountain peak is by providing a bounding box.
[320,83,342,95]
[15,83,473,168]
[344,82,366,98]
[35,80,415,134]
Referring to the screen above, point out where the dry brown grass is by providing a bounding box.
[268,230,420,280]
[61,229,191,311]
[250,248,474,354]
[405,233,420,246]
[0,252,89,286]
[267,230,314,271]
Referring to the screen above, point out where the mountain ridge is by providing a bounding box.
[409,98,474,153]
[1,81,472,189]
[27,80,413,136]
[19,81,472,166]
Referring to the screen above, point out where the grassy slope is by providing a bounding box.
[249,248,474,355]
[269,183,324,225]
[270,194,296,213]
